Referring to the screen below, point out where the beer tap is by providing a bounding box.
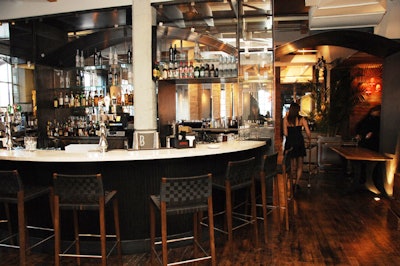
[98,121,108,153]
[5,111,13,150]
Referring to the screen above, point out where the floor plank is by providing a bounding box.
[1,170,400,265]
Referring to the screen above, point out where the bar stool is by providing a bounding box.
[255,152,279,244]
[0,170,54,266]
[150,173,216,266]
[209,157,258,248]
[52,173,122,266]
[279,149,293,231]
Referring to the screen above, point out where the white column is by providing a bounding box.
[132,0,157,132]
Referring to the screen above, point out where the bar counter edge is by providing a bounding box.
[0,140,268,254]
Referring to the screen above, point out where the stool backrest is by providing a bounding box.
[0,170,23,196]
[160,174,212,213]
[53,173,104,204]
[225,157,256,187]
[261,152,278,177]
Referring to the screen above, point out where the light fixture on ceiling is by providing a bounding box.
[297,49,317,53]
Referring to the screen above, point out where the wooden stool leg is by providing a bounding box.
[161,202,168,266]
[283,173,289,231]
[54,198,60,266]
[250,176,258,247]
[260,172,268,244]
[149,202,156,264]
[17,192,26,266]
[193,212,199,263]
[113,199,122,265]
[73,210,81,265]
[274,175,281,231]
[225,182,233,246]
[99,200,107,266]
[4,203,13,245]
[208,197,216,266]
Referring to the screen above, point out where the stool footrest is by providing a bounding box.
[60,239,120,259]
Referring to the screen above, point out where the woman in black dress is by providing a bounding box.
[283,102,311,191]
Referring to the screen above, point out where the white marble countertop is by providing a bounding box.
[0,141,266,162]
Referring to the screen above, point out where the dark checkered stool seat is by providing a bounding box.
[52,173,122,266]
[150,173,216,266]
[207,156,258,249]
[0,170,54,266]
[255,152,280,244]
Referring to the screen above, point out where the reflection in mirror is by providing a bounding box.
[176,84,189,121]
[242,82,273,124]
[201,84,211,120]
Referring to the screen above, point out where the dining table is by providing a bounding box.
[330,145,393,194]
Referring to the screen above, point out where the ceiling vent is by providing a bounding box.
[306,0,386,30]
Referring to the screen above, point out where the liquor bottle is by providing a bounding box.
[108,67,113,86]
[168,61,174,79]
[53,93,58,108]
[162,63,168,80]
[128,91,134,105]
[124,90,129,106]
[152,62,160,80]
[205,64,210,77]
[94,48,98,66]
[183,62,188,79]
[75,94,80,107]
[210,64,215,78]
[80,92,86,107]
[59,70,65,88]
[94,90,99,106]
[98,50,103,65]
[173,44,178,62]
[76,70,81,87]
[58,92,64,108]
[108,47,113,65]
[117,93,122,106]
[127,47,132,64]
[179,62,183,79]
[75,49,80,67]
[113,49,118,65]
[88,91,92,106]
[169,43,173,62]
[81,92,88,106]
[70,91,74,107]
[194,64,200,78]
[99,89,104,104]
[199,64,205,78]
[64,92,69,107]
[80,50,85,67]
[219,56,225,78]
[80,70,85,87]
[189,61,194,78]
[231,57,237,77]
[65,71,70,88]
[174,61,179,79]
[114,70,119,86]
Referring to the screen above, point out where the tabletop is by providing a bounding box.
[330,146,392,162]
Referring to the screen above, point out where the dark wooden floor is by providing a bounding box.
[2,169,400,265]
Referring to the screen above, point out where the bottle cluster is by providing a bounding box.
[53,89,133,109]
[153,55,237,80]
[47,116,106,137]
[76,47,132,68]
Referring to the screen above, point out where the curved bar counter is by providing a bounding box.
[0,140,267,253]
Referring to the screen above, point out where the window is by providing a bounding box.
[0,57,13,107]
